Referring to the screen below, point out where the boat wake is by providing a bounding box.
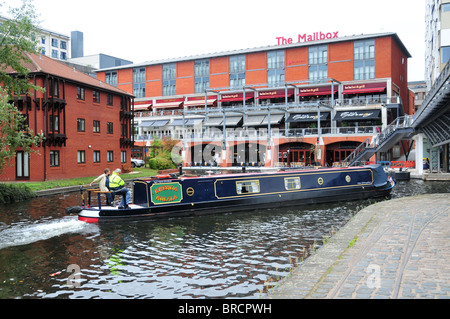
[0,217,98,250]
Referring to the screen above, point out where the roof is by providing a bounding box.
[6,52,134,97]
[96,32,412,73]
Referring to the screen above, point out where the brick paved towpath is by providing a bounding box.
[267,194,450,299]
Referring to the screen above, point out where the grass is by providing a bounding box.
[8,167,159,192]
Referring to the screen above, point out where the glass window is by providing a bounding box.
[195,59,209,93]
[133,68,146,98]
[121,151,127,163]
[107,122,113,134]
[51,38,58,47]
[229,55,245,89]
[105,72,117,87]
[162,63,176,96]
[60,41,67,50]
[309,45,328,82]
[93,151,101,163]
[354,40,375,80]
[107,151,114,162]
[93,90,100,103]
[284,177,301,190]
[77,118,85,132]
[77,151,85,164]
[77,87,85,100]
[50,151,60,167]
[267,50,285,87]
[442,3,450,12]
[442,46,450,64]
[51,49,58,58]
[16,151,29,178]
[93,120,100,133]
[107,94,113,106]
[236,180,260,194]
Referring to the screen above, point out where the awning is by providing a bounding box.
[149,119,170,127]
[204,116,223,127]
[287,112,330,122]
[153,98,184,109]
[139,121,155,127]
[261,114,285,125]
[334,109,381,121]
[219,92,254,103]
[224,116,242,126]
[184,96,217,107]
[243,115,266,126]
[134,103,152,111]
[168,119,186,126]
[185,118,204,126]
[299,85,338,96]
[342,82,386,95]
[257,89,294,100]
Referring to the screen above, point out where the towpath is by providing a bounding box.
[267,193,450,299]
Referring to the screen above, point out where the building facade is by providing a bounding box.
[425,0,450,90]
[0,53,134,181]
[96,32,411,168]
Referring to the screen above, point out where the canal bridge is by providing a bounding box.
[347,62,450,173]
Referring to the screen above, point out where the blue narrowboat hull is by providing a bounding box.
[77,165,394,223]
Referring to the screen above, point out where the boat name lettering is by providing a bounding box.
[150,182,183,205]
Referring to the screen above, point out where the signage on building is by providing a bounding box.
[276,31,339,45]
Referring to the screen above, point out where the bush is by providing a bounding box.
[0,183,36,204]
[148,155,176,170]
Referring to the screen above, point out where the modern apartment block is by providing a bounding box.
[425,0,450,90]
[96,32,411,168]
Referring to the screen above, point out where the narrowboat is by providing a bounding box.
[74,165,395,223]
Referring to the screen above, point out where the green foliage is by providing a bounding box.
[0,0,45,174]
[0,183,36,204]
[148,136,182,170]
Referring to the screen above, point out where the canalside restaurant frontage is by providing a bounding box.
[96,32,413,168]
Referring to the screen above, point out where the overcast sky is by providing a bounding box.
[4,0,426,81]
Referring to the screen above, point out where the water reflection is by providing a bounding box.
[0,179,449,299]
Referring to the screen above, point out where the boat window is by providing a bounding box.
[285,177,301,190]
[236,180,260,194]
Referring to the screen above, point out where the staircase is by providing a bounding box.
[344,116,415,166]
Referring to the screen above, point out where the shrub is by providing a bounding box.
[0,183,36,204]
[148,155,176,170]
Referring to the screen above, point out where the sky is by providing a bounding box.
[3,0,426,81]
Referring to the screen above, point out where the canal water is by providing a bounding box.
[0,179,449,299]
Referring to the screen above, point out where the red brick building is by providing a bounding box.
[0,53,134,181]
[96,32,412,167]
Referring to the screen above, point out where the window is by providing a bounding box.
[93,90,100,103]
[107,122,114,134]
[77,118,85,132]
[309,45,328,82]
[16,151,29,179]
[50,151,60,167]
[133,67,146,98]
[77,150,85,164]
[121,151,127,163]
[41,36,45,45]
[49,115,59,132]
[107,94,113,106]
[162,63,176,96]
[443,3,450,12]
[93,151,101,163]
[236,180,260,194]
[60,52,67,60]
[77,87,85,100]
[93,120,100,133]
[105,71,117,87]
[442,46,450,64]
[51,38,58,47]
[195,59,209,93]
[51,50,58,59]
[267,50,285,87]
[107,151,114,162]
[60,41,67,50]
[229,55,245,89]
[284,177,301,190]
[354,40,375,80]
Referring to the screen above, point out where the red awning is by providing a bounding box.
[298,85,338,96]
[257,89,294,99]
[343,82,387,95]
[219,92,254,103]
[153,98,184,109]
[184,95,217,107]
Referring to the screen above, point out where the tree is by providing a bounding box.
[0,0,44,174]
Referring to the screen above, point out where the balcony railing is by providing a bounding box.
[135,125,380,142]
